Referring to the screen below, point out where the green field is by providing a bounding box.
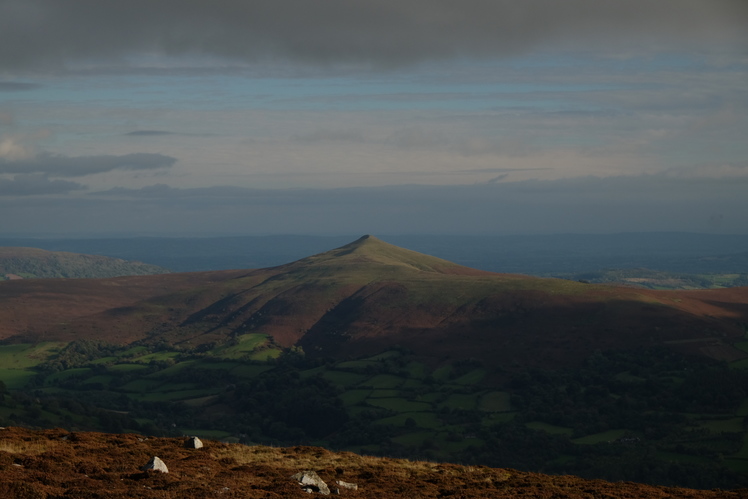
[367,397,431,413]
[367,389,401,398]
[526,421,574,436]
[322,370,367,387]
[0,343,64,369]
[210,334,270,359]
[131,351,181,363]
[699,417,745,433]
[478,391,512,412]
[453,369,487,386]
[135,388,216,402]
[119,379,164,393]
[336,360,379,370]
[375,412,442,429]
[340,389,372,406]
[572,429,628,445]
[45,368,93,383]
[0,343,66,389]
[360,374,405,389]
[146,360,198,377]
[0,368,36,389]
[107,363,150,373]
[392,431,436,446]
[441,393,479,411]
[81,375,114,387]
[230,364,273,378]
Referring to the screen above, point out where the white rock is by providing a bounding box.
[291,470,330,495]
[336,480,358,490]
[142,456,169,473]
[184,436,203,449]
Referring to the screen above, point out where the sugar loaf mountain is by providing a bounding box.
[2,235,748,492]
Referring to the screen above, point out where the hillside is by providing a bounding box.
[0,427,741,498]
[0,247,169,280]
[1,235,748,367]
[568,267,748,290]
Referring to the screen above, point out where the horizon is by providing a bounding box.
[3,229,748,240]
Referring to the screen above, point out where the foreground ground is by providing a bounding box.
[0,427,743,498]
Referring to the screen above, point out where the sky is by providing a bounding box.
[1,0,747,236]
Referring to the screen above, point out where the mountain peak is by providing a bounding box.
[290,235,489,276]
[348,234,379,245]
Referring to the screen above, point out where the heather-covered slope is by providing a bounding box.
[0,427,741,498]
[0,247,169,280]
[1,235,748,368]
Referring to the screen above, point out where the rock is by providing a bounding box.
[141,456,168,473]
[184,436,203,449]
[291,470,330,495]
[336,480,358,490]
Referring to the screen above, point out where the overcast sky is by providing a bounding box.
[1,0,747,236]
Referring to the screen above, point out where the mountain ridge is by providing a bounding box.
[0,236,747,370]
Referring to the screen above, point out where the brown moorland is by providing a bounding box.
[0,426,742,498]
[0,236,747,368]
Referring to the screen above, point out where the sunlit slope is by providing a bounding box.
[281,234,490,276]
[1,235,747,368]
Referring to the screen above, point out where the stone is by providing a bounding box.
[141,456,168,473]
[291,470,330,495]
[184,436,203,449]
[336,480,358,490]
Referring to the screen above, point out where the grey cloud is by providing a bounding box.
[0,81,40,91]
[485,174,510,184]
[1,1,745,71]
[0,152,177,177]
[0,173,85,196]
[2,173,746,234]
[461,168,551,174]
[291,130,366,143]
[385,128,541,157]
[97,184,255,199]
[125,130,176,136]
[0,111,14,128]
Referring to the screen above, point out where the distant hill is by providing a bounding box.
[571,267,748,290]
[1,235,747,368]
[0,247,169,280]
[3,232,747,275]
[0,427,737,498]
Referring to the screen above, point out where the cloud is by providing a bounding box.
[291,130,365,143]
[2,172,747,234]
[0,173,85,196]
[0,81,40,91]
[0,111,13,128]
[662,161,748,178]
[1,1,745,71]
[0,136,34,161]
[125,130,176,137]
[0,152,177,177]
